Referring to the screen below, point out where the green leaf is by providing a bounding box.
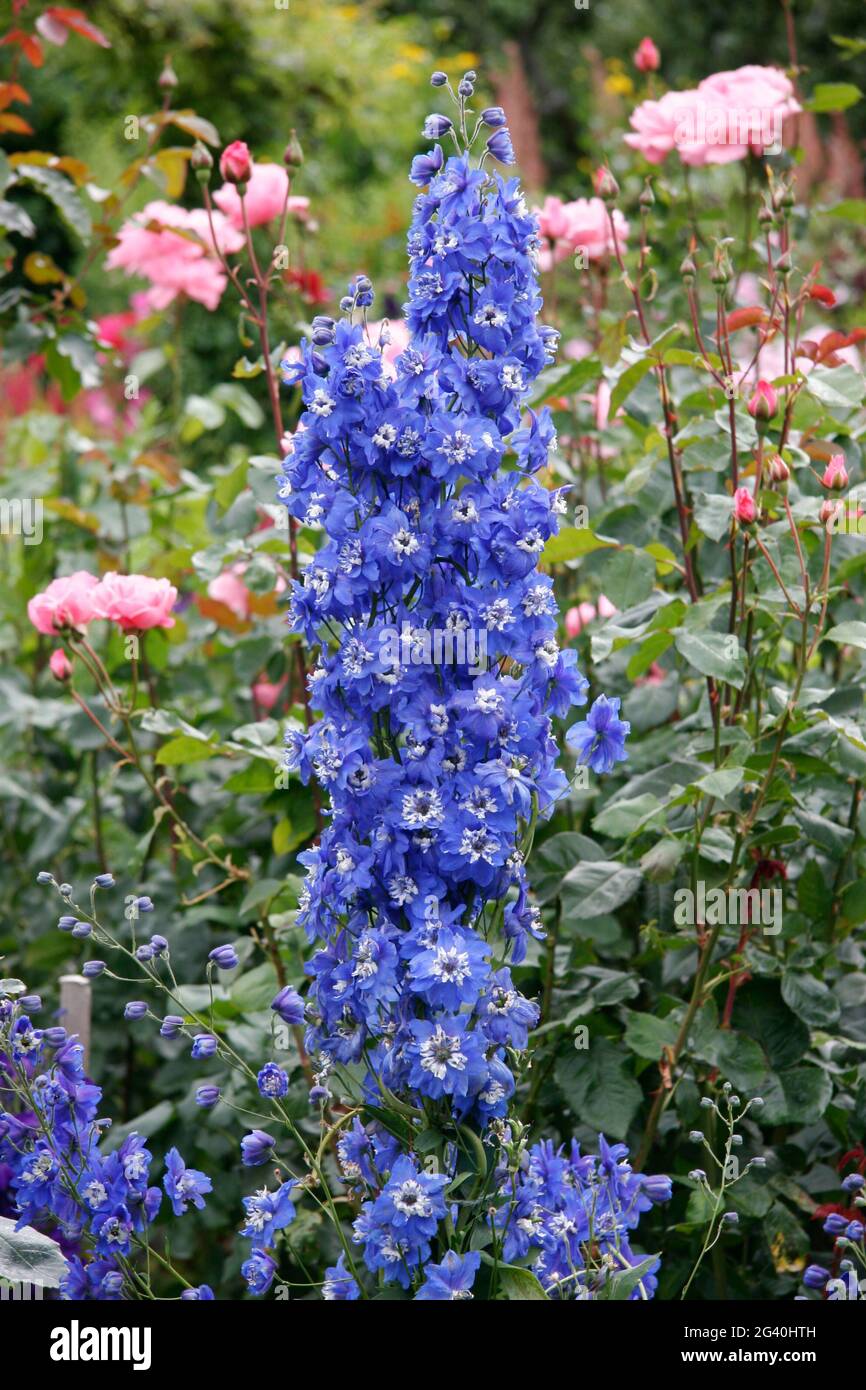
[0,198,36,237]
[693,491,734,542]
[700,1030,769,1091]
[610,356,655,414]
[626,630,673,680]
[14,165,92,239]
[531,831,604,903]
[829,198,866,225]
[597,1253,661,1300]
[156,735,217,765]
[592,793,662,839]
[541,527,609,564]
[694,767,744,800]
[732,980,811,1070]
[554,1039,643,1138]
[599,549,655,609]
[675,630,745,687]
[807,83,863,112]
[497,1265,549,1300]
[825,621,866,649]
[760,1067,833,1125]
[231,962,279,1013]
[0,1217,68,1289]
[560,859,643,919]
[623,1010,679,1060]
[781,971,840,1029]
[529,355,600,406]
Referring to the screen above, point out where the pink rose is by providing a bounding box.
[219,140,252,185]
[625,66,800,167]
[49,649,73,680]
[564,602,597,638]
[747,379,778,422]
[106,201,244,312]
[94,574,177,631]
[27,572,100,634]
[634,37,660,73]
[534,197,628,268]
[214,162,310,230]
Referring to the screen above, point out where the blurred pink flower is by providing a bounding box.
[534,196,628,269]
[634,37,661,72]
[564,595,616,637]
[49,649,72,680]
[27,572,100,634]
[94,574,178,630]
[625,66,799,167]
[208,565,252,621]
[214,161,310,230]
[366,317,412,375]
[252,676,288,711]
[106,200,244,312]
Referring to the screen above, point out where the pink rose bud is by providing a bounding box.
[593,166,619,202]
[564,603,597,638]
[821,454,849,491]
[49,649,73,681]
[734,487,757,525]
[634,37,660,72]
[219,140,252,186]
[820,498,843,527]
[747,380,778,423]
[767,454,790,484]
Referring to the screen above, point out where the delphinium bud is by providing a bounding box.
[36,870,54,885]
[480,106,508,129]
[124,1001,148,1021]
[71,921,91,939]
[160,1015,184,1039]
[423,114,453,140]
[82,961,106,978]
[93,873,115,888]
[209,944,239,971]
[430,70,448,87]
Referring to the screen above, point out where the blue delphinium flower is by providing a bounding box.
[163,1147,213,1216]
[241,1130,276,1167]
[322,1252,361,1300]
[414,1250,481,1300]
[566,694,631,775]
[269,68,639,1299]
[257,1062,289,1099]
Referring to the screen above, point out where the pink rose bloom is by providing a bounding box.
[106,201,244,312]
[27,571,100,634]
[597,594,617,619]
[213,162,310,230]
[94,574,177,630]
[49,649,73,680]
[624,89,718,166]
[626,67,800,167]
[534,197,628,269]
[697,66,800,158]
[208,565,253,621]
[252,676,287,711]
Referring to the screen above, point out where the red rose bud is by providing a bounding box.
[747,379,778,423]
[593,166,619,202]
[634,37,660,72]
[734,487,757,526]
[220,140,252,186]
[767,454,790,484]
[822,454,849,491]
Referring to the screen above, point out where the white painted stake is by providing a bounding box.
[58,973,92,1069]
